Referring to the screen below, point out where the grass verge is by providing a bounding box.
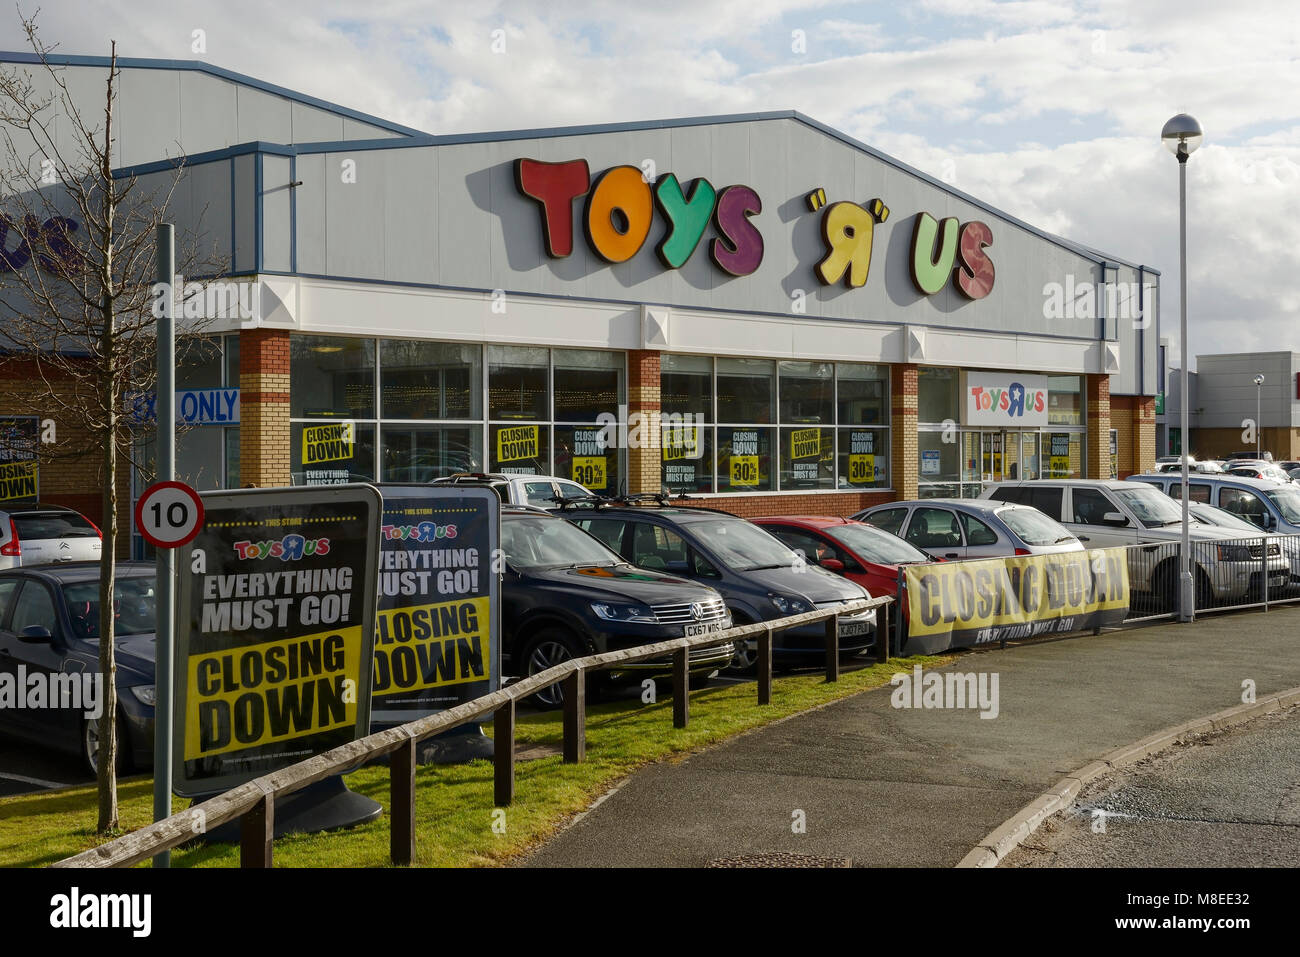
[0,654,951,868]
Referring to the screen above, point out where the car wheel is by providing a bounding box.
[82,713,129,777]
[520,628,585,710]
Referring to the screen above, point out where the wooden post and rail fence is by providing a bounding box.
[54,595,894,870]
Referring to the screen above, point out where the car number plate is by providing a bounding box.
[684,621,724,637]
[838,619,872,637]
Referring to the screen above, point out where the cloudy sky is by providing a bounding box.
[6,0,1296,367]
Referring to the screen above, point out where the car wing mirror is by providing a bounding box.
[819,558,844,572]
[1102,512,1129,527]
[19,625,53,643]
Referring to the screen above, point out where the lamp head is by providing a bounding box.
[1162,113,1203,159]
[1254,374,1265,386]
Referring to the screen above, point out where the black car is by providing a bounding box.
[553,498,876,670]
[0,561,156,774]
[499,508,734,707]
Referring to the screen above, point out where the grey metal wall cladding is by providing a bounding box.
[262,155,293,272]
[232,153,256,272]
[283,117,1146,346]
[0,63,405,170]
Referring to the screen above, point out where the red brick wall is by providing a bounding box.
[890,364,918,499]
[627,350,661,495]
[240,329,291,487]
[0,355,133,556]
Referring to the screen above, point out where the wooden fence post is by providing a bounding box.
[824,614,840,682]
[563,666,586,763]
[240,790,274,869]
[494,699,515,807]
[673,648,689,728]
[757,627,773,705]
[390,736,416,866]
[877,601,890,664]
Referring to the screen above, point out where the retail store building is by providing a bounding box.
[0,54,1161,545]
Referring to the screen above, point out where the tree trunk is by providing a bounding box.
[96,340,119,833]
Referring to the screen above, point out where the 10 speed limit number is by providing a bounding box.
[135,480,205,549]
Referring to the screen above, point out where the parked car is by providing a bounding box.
[752,515,933,627]
[1129,472,1300,585]
[431,472,595,506]
[498,507,733,707]
[0,561,156,773]
[981,479,1289,605]
[1225,462,1294,484]
[1154,459,1224,474]
[553,498,876,671]
[850,499,1084,560]
[0,504,102,569]
[1226,450,1273,462]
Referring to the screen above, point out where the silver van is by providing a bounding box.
[1129,473,1300,584]
[980,479,1289,605]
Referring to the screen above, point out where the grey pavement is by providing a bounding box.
[522,606,1300,867]
[1005,704,1300,867]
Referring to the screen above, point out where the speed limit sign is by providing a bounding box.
[135,480,205,549]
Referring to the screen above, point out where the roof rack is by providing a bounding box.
[549,493,614,511]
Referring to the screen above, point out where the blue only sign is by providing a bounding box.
[128,388,240,426]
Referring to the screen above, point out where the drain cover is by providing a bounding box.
[706,852,851,868]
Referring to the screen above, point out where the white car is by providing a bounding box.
[430,472,596,506]
[0,505,103,568]
[981,479,1289,606]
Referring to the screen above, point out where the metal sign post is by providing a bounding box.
[153,224,175,867]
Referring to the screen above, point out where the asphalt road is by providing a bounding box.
[0,735,88,797]
[522,607,1300,867]
[1005,704,1300,867]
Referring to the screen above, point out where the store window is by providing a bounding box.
[553,350,624,494]
[836,364,888,490]
[1048,375,1083,426]
[717,358,775,492]
[380,340,481,420]
[918,367,959,424]
[291,336,375,419]
[665,356,891,494]
[661,354,713,493]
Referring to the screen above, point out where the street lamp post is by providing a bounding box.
[1254,373,1264,460]
[1162,113,1202,623]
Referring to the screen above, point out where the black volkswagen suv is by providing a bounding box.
[552,499,876,670]
[500,508,733,706]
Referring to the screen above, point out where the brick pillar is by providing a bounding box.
[239,329,291,488]
[627,350,661,495]
[890,364,918,499]
[1086,374,1111,479]
[1133,396,1155,476]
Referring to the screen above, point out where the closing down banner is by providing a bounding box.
[173,484,381,797]
[902,548,1130,655]
[371,485,499,725]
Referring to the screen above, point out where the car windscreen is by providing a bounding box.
[688,519,798,571]
[501,516,622,570]
[12,512,99,539]
[997,506,1076,546]
[1111,485,1186,528]
[62,576,156,639]
[1191,504,1259,532]
[823,522,930,564]
[1265,486,1300,524]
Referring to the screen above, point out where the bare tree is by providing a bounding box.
[0,15,223,831]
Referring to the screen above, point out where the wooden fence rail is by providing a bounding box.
[54,595,893,869]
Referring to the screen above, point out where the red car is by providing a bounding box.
[752,515,936,628]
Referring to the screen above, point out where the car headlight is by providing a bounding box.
[769,594,814,615]
[590,602,657,623]
[1217,544,1253,562]
[129,685,156,706]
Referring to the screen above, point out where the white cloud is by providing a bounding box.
[4,0,1297,359]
